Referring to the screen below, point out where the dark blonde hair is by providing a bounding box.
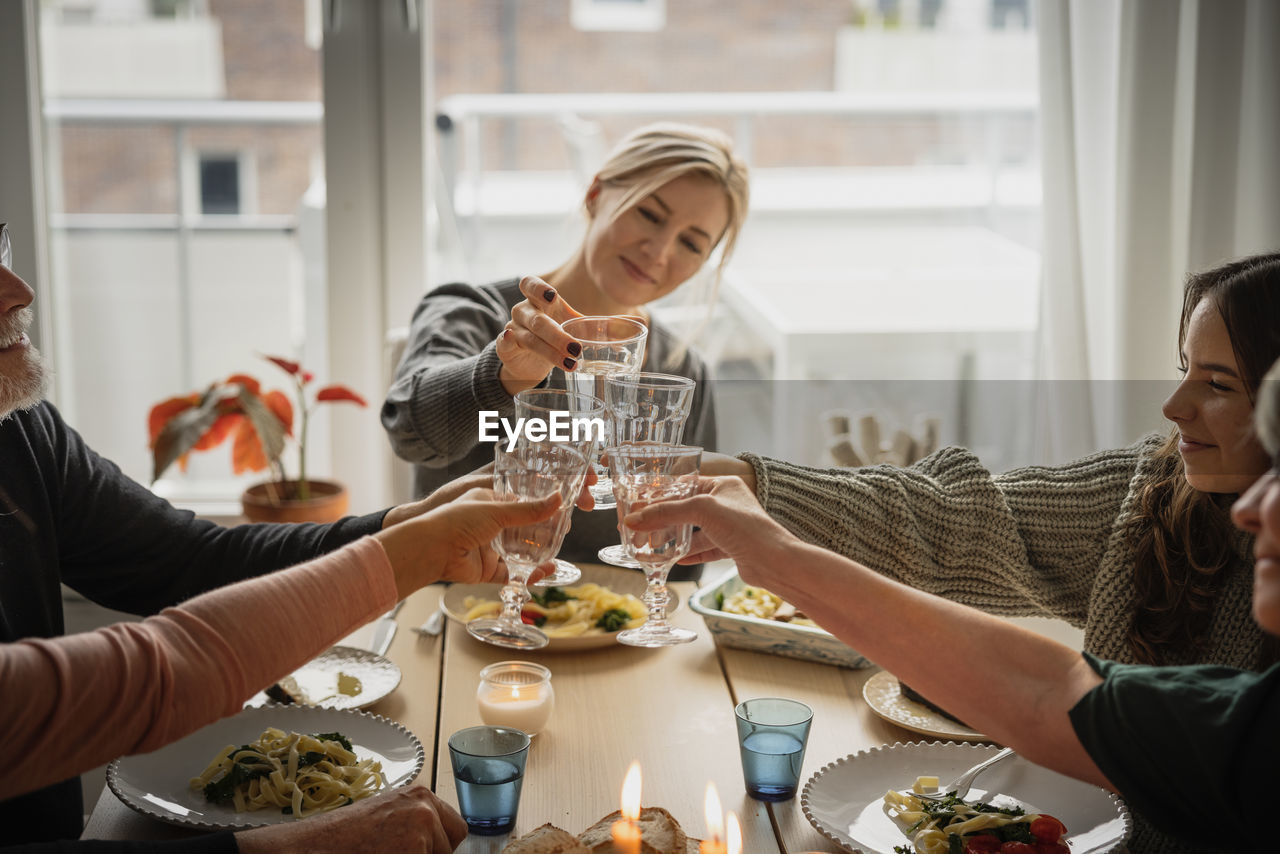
[587,123,749,368]
[1129,251,1280,665]
[593,122,749,279]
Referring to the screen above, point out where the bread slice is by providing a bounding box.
[577,806,688,854]
[503,823,591,854]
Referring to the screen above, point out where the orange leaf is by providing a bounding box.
[231,418,270,474]
[315,385,367,407]
[262,389,295,435]
[192,413,242,451]
[263,355,301,376]
[148,396,198,447]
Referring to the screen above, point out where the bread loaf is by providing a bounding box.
[577,807,688,854]
[502,823,591,854]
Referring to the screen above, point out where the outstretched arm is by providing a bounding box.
[2,491,560,800]
[623,476,1111,789]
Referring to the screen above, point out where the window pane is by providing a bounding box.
[38,0,325,495]
[199,156,241,215]
[432,0,1041,471]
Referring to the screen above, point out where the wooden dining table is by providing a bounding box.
[82,566,916,852]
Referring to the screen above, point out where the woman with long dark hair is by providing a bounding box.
[702,251,1280,852]
[624,352,1280,854]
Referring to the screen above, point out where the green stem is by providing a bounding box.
[296,377,310,501]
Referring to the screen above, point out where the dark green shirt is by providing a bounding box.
[1070,651,1280,852]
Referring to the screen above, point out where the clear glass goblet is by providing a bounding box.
[560,315,648,511]
[512,387,607,586]
[608,442,702,647]
[596,373,696,569]
[467,442,589,650]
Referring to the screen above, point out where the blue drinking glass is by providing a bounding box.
[734,697,813,802]
[448,725,532,836]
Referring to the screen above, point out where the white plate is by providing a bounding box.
[862,670,988,742]
[245,646,401,710]
[442,564,680,652]
[107,704,424,830]
[801,741,1131,854]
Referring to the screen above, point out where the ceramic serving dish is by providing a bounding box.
[690,567,872,668]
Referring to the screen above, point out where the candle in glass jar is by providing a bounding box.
[475,661,554,736]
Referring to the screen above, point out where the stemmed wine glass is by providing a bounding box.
[467,441,589,650]
[511,388,606,586]
[560,316,647,511]
[608,443,702,647]
[597,373,696,569]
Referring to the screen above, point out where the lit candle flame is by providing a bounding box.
[511,685,521,700]
[621,761,642,821]
[726,812,741,854]
[704,783,723,842]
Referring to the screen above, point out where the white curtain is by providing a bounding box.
[1035,0,1280,463]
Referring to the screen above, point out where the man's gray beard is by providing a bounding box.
[0,309,50,422]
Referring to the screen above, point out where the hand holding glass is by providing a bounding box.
[609,443,702,646]
[467,442,588,649]
[561,315,648,511]
[598,373,696,568]
[511,388,607,586]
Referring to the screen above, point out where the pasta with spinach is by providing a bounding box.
[190,728,384,817]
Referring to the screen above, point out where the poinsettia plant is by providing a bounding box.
[148,354,367,501]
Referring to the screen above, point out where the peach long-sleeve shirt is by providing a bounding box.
[0,536,397,801]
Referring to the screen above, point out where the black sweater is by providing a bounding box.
[0,403,384,850]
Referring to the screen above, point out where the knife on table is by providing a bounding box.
[371,599,405,656]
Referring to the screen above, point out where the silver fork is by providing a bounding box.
[904,747,1016,802]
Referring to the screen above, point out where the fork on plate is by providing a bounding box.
[902,746,1016,802]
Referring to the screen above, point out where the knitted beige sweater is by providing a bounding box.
[742,435,1258,854]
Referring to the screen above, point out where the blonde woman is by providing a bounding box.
[382,123,749,567]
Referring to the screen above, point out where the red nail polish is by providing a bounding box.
[563,357,576,370]
[543,288,556,302]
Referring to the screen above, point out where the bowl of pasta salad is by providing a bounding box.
[690,567,872,668]
[441,563,681,651]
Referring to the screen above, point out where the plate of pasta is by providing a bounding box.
[441,564,679,651]
[801,741,1130,854]
[106,704,424,830]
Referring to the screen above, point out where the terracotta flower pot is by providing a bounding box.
[240,479,349,524]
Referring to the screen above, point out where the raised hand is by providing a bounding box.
[619,475,798,584]
[375,489,562,594]
[495,275,585,395]
[382,462,595,532]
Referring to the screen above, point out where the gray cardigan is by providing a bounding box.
[382,278,717,563]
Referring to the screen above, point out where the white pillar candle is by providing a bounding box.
[476,661,554,736]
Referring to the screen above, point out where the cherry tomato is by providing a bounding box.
[1036,843,1070,854]
[964,835,1002,854]
[519,608,539,625]
[999,843,1037,854]
[1030,815,1067,843]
